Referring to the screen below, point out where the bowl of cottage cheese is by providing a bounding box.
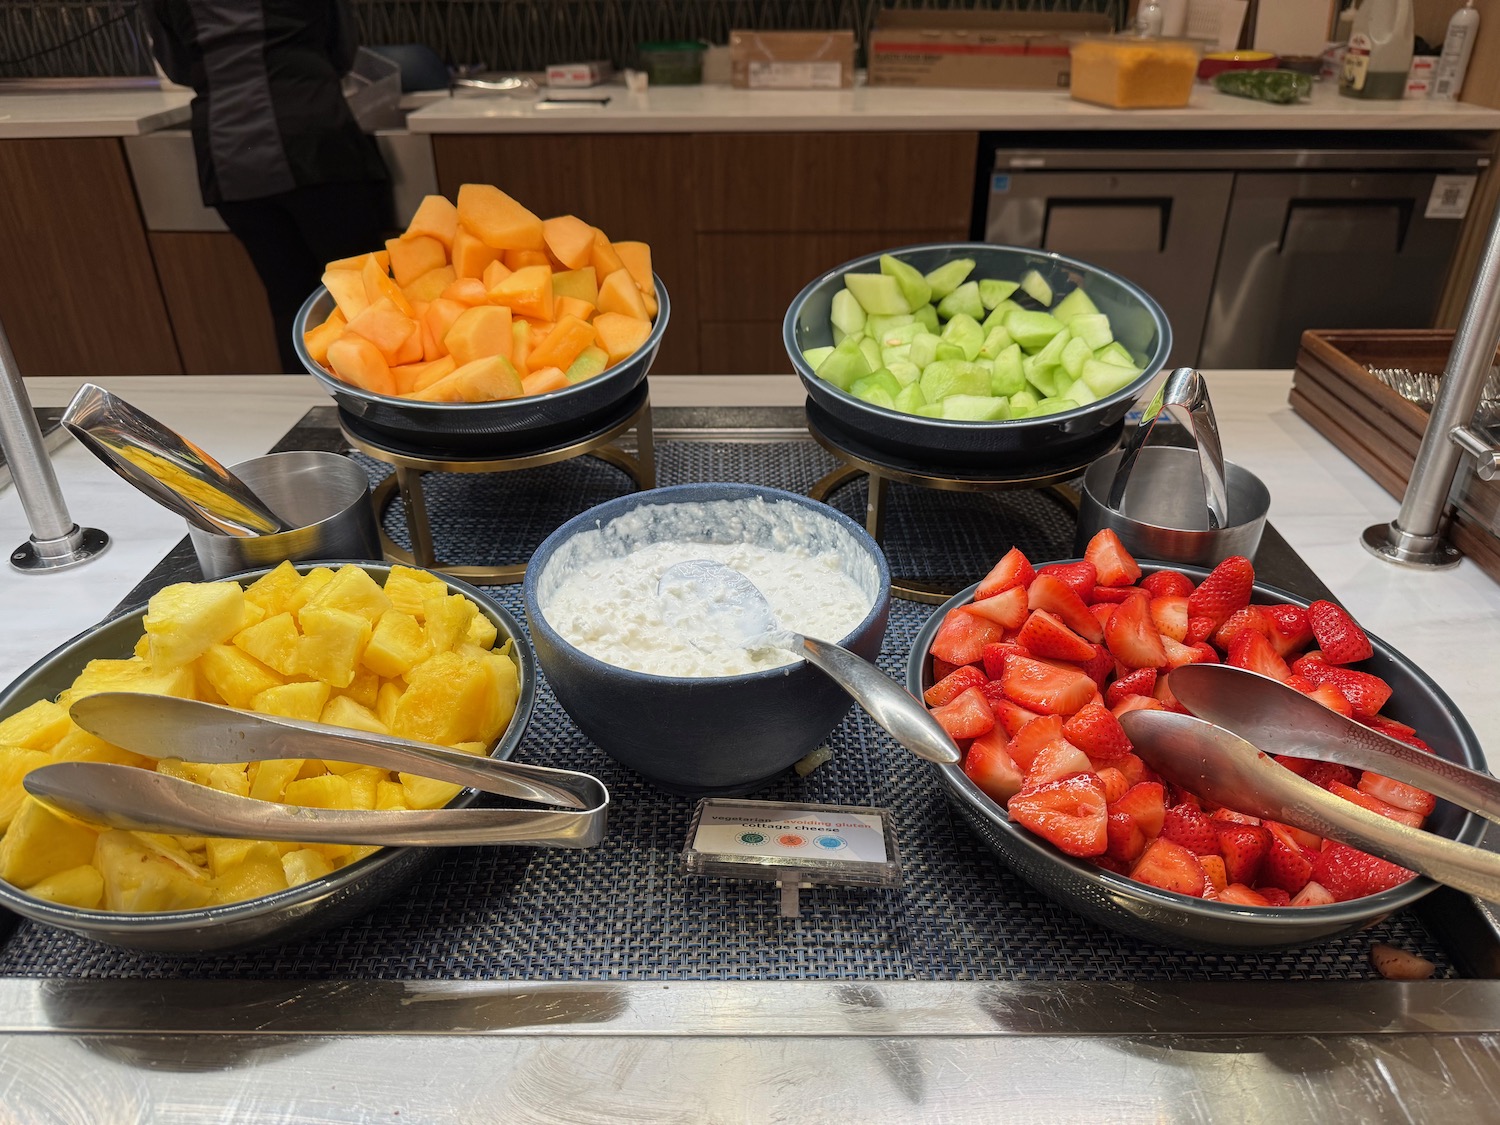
[524,484,890,795]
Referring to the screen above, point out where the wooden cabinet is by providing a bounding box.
[149,232,280,375]
[0,138,181,376]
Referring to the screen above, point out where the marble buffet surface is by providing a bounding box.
[2,370,1496,759]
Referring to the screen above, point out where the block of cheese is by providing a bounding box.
[1069,38,1199,109]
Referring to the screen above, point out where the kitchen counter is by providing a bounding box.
[408,79,1500,134]
[0,87,190,138]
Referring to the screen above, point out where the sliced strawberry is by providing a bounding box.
[931,657,960,682]
[1084,529,1142,587]
[930,686,995,741]
[1188,641,1220,664]
[1110,780,1166,837]
[1089,585,1146,604]
[1007,774,1108,857]
[1149,596,1189,642]
[1307,600,1374,665]
[1024,738,1094,786]
[981,641,1021,682]
[1364,714,1433,752]
[1290,881,1335,907]
[1027,574,1104,643]
[1186,555,1255,630]
[961,584,1029,631]
[1017,609,1098,663]
[1153,674,1189,713]
[1037,560,1098,602]
[1129,837,1206,897]
[1217,883,1270,906]
[1358,773,1437,817]
[1161,804,1219,855]
[963,728,1022,804]
[1311,842,1413,902]
[1105,667,1157,709]
[1078,644,1114,690]
[1216,823,1271,885]
[1304,682,1355,717]
[1008,715,1066,770]
[1297,759,1358,790]
[923,664,989,707]
[1257,887,1292,907]
[1327,781,1425,829]
[1209,605,1270,652]
[1277,822,1323,851]
[1000,652,1097,716]
[1261,603,1314,657]
[1161,636,1206,671]
[1185,615,1217,645]
[1140,569,1195,599]
[1262,824,1314,894]
[1283,673,1317,693]
[1210,808,1262,826]
[986,691,1043,738]
[1294,662,1392,719]
[1111,693,1166,719]
[975,546,1035,600]
[1105,593,1168,670]
[1114,753,1157,788]
[1227,631,1291,681]
[1198,853,1228,893]
[1095,766,1130,804]
[1105,811,1147,863]
[1063,701,1132,761]
[929,606,1004,666]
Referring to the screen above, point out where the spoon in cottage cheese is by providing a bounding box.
[656,559,960,765]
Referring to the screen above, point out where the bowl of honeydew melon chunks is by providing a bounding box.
[783,243,1171,467]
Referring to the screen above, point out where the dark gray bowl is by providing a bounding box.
[0,562,535,953]
[524,484,891,796]
[293,273,668,453]
[784,242,1170,469]
[905,563,1489,951]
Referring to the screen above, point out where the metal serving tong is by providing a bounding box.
[1107,367,1230,531]
[1119,664,1500,902]
[23,694,608,849]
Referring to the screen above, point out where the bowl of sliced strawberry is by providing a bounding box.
[905,530,1489,950]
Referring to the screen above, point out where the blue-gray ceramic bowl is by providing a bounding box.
[294,274,668,453]
[784,243,1170,468]
[0,562,534,953]
[906,562,1489,951]
[524,484,891,796]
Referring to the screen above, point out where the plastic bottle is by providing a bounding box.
[1431,0,1479,101]
[1339,0,1414,99]
[1135,0,1165,37]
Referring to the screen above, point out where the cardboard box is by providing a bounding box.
[868,11,1113,90]
[729,30,855,89]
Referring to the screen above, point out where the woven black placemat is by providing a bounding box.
[0,438,1455,982]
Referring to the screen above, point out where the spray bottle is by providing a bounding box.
[1431,0,1480,101]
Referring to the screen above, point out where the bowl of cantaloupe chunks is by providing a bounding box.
[0,561,534,953]
[296,184,668,452]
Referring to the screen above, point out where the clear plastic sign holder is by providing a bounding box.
[682,798,902,918]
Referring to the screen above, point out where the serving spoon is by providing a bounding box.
[655,559,960,765]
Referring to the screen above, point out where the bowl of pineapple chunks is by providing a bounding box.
[0,561,533,952]
[295,184,669,453]
[784,242,1172,468]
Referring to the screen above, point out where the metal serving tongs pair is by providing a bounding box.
[21,694,609,849]
[1119,664,1500,901]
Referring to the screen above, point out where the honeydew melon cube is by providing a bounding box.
[1019,269,1054,307]
[1060,335,1093,379]
[802,346,834,370]
[914,403,946,418]
[1062,377,1100,406]
[831,289,867,338]
[858,337,883,372]
[979,279,1020,309]
[1068,313,1113,351]
[1096,342,1139,368]
[1024,359,1060,398]
[831,325,861,346]
[941,394,1010,421]
[880,255,933,310]
[1081,359,1142,398]
[909,333,941,370]
[941,314,985,361]
[874,321,922,349]
[982,300,1023,332]
[1034,397,1081,416]
[912,305,940,334]
[851,369,902,401]
[816,337,871,391]
[886,360,921,387]
[990,343,1026,397]
[893,384,927,414]
[937,281,983,323]
[1053,287,1100,323]
[919,360,989,402]
[1030,326,1072,369]
[933,341,965,364]
[860,386,896,409]
[866,313,915,341]
[881,345,911,367]
[844,273,912,315]
[1005,309,1065,352]
[924,259,975,300]
[978,326,1014,359]
[1009,389,1040,414]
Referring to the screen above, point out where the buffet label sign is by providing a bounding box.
[694,803,889,863]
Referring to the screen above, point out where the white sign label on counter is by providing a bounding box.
[693,803,890,862]
[1427,175,1478,220]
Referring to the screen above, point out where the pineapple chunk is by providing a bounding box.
[205,835,259,877]
[390,651,486,745]
[211,841,288,905]
[49,727,152,769]
[243,560,303,617]
[156,758,216,786]
[199,643,285,709]
[57,657,197,708]
[294,606,371,688]
[320,694,389,737]
[0,798,101,888]
[247,757,304,803]
[204,764,250,797]
[237,600,268,631]
[144,581,246,669]
[452,741,487,756]
[342,766,386,810]
[362,610,430,678]
[0,746,50,832]
[302,565,392,625]
[232,612,301,678]
[465,612,499,650]
[281,848,334,887]
[374,779,409,810]
[133,634,150,659]
[422,594,477,653]
[284,774,354,809]
[400,772,465,810]
[338,666,381,711]
[284,566,336,615]
[95,830,212,912]
[252,681,331,723]
[0,700,72,751]
[295,759,329,780]
[382,565,449,619]
[375,681,404,729]
[25,863,104,910]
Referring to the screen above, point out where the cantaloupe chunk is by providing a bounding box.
[554,296,595,323]
[440,277,489,307]
[403,194,459,247]
[326,334,397,396]
[451,225,500,280]
[322,269,369,320]
[590,229,625,279]
[361,256,415,318]
[326,250,389,273]
[386,236,447,289]
[566,344,609,383]
[410,355,524,403]
[392,355,456,396]
[542,215,596,270]
[345,298,419,364]
[422,298,467,356]
[592,312,653,365]
[489,264,554,321]
[403,265,456,305]
[456,184,545,251]
[511,320,531,374]
[444,304,514,366]
[419,319,443,363]
[521,366,570,396]
[526,314,595,372]
[613,241,658,317]
[597,268,651,321]
[552,267,598,306]
[302,307,346,366]
[482,259,512,291]
[504,249,551,271]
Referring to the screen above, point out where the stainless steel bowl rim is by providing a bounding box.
[0,561,536,931]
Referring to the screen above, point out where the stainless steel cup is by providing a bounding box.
[1075,446,1271,567]
[188,451,380,579]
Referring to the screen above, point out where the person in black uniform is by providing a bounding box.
[143,0,393,373]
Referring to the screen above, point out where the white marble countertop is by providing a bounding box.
[0,88,191,138]
[408,80,1500,134]
[2,370,1496,757]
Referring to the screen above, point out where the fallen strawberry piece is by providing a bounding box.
[1149,596,1189,642]
[930,686,995,741]
[1110,780,1167,837]
[1007,774,1108,857]
[1216,823,1271,885]
[1089,585,1147,604]
[1024,738,1094,787]
[1105,667,1157,709]
[929,606,1004,666]
[1307,599,1374,664]
[962,584,1029,631]
[1105,811,1147,863]
[1217,883,1270,906]
[1084,528,1142,587]
[1028,573,1105,643]
[1017,609,1098,663]
[1261,603,1314,657]
[1037,560,1098,602]
[1008,714,1066,770]
[963,728,1023,804]
[1187,555,1255,631]
[1161,803,1220,856]
[1290,880,1335,907]
[1227,630,1291,681]
[976,546,1035,600]
[1130,837,1206,897]
[1140,569,1195,599]
[1001,652,1098,716]
[1198,853,1228,893]
[923,664,988,707]
[1327,780,1425,828]
[1063,701,1133,761]
[1095,766,1130,804]
[1311,841,1414,902]
[1262,824,1314,894]
[1369,943,1435,981]
[1105,593,1168,670]
[1357,772,1437,817]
